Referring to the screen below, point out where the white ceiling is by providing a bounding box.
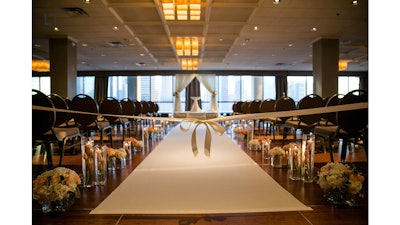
[32,0,368,72]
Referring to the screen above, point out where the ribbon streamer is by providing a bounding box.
[32,102,368,157]
[180,120,225,157]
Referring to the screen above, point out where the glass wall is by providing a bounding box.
[76,76,95,98]
[32,73,362,114]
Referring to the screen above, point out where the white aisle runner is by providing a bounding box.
[90,123,312,214]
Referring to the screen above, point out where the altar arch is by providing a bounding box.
[173,74,218,114]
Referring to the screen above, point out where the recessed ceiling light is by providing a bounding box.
[113,26,119,30]
[312,27,317,31]
[83,0,91,3]
[140,53,145,56]
[81,43,88,47]
[352,0,358,6]
[273,0,281,4]
[254,26,258,31]
[288,43,293,47]
[54,27,59,31]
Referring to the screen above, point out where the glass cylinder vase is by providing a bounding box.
[94,145,107,185]
[288,143,302,180]
[123,140,132,160]
[81,137,95,187]
[271,155,283,168]
[301,133,315,183]
[261,139,271,165]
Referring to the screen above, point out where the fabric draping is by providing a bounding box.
[174,74,217,113]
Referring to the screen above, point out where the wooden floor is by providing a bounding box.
[32,123,368,225]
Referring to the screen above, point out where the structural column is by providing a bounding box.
[49,37,77,99]
[312,38,339,98]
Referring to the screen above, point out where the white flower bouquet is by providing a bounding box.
[317,162,364,206]
[33,167,81,204]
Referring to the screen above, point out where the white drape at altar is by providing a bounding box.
[90,124,312,215]
[173,74,218,114]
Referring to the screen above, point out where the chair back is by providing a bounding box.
[337,90,368,135]
[297,94,324,125]
[241,101,251,114]
[233,101,243,114]
[49,94,69,127]
[120,98,135,117]
[249,100,262,113]
[141,100,150,115]
[99,97,122,123]
[133,100,142,116]
[259,99,276,113]
[32,89,55,138]
[70,94,98,126]
[274,96,296,122]
[323,94,343,125]
[149,101,158,115]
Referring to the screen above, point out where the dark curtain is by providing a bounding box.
[185,77,201,111]
[95,76,108,104]
[275,75,287,100]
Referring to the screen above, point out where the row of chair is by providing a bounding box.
[32,91,161,167]
[231,90,368,162]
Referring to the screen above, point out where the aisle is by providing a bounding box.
[90,123,312,214]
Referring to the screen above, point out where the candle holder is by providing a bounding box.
[301,133,315,183]
[94,145,107,186]
[80,137,95,187]
[288,143,302,180]
[261,138,271,165]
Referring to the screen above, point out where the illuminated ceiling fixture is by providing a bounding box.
[32,59,50,72]
[161,0,201,21]
[273,0,281,4]
[338,60,351,71]
[181,58,198,70]
[176,37,198,56]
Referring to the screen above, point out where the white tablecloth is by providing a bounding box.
[90,123,312,214]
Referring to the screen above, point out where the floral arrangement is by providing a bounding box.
[248,138,261,149]
[269,147,285,157]
[316,162,364,205]
[126,137,144,148]
[106,147,127,159]
[33,167,81,204]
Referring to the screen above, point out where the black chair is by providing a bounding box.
[282,94,325,145]
[33,90,82,166]
[70,94,113,147]
[314,94,344,161]
[267,96,296,141]
[336,90,368,161]
[48,94,82,165]
[32,89,56,167]
[259,98,276,136]
[120,98,136,134]
[313,90,368,162]
[100,97,131,142]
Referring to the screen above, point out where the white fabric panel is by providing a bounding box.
[90,123,312,214]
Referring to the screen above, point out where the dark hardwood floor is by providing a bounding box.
[32,122,368,225]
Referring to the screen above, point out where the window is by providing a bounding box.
[287,76,313,103]
[216,75,276,113]
[338,76,360,95]
[77,76,95,98]
[32,76,51,95]
[138,75,184,113]
[108,76,128,100]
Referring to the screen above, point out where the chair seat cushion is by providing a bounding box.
[52,127,81,141]
[314,125,347,136]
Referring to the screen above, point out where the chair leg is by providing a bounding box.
[59,140,65,166]
[43,142,53,167]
